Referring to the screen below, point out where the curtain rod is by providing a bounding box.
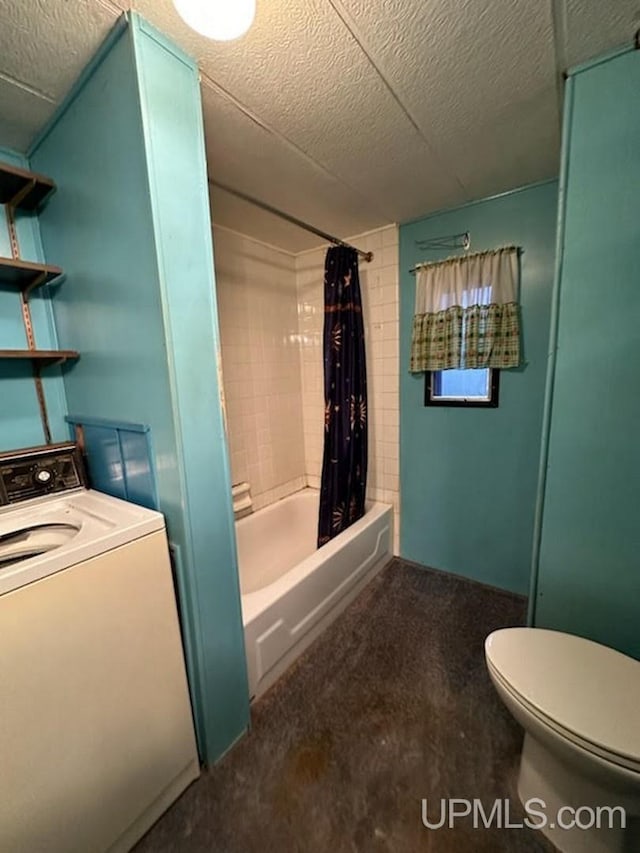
[209,180,374,263]
[410,245,519,275]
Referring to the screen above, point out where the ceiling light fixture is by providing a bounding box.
[173,0,256,41]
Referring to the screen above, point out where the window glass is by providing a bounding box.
[433,369,490,400]
[426,368,499,408]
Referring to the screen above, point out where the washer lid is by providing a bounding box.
[485,628,640,765]
[0,490,165,595]
[0,523,81,567]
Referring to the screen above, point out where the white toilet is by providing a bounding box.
[485,628,640,853]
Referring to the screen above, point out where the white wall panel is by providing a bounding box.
[131,0,463,220]
[338,0,561,200]
[0,0,118,100]
[0,0,636,247]
[214,227,307,509]
[0,77,55,150]
[563,0,639,66]
[203,86,387,249]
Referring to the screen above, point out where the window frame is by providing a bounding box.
[424,368,500,408]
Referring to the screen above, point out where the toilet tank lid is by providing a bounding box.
[485,628,640,763]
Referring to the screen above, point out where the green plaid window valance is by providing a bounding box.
[410,246,521,373]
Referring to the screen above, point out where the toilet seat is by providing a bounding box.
[485,628,640,773]
[487,659,640,774]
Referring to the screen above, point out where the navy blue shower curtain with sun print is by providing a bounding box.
[318,246,368,547]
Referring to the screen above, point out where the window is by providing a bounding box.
[423,283,500,407]
[410,247,521,379]
[425,368,500,407]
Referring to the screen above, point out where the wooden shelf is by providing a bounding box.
[0,161,73,444]
[0,349,79,366]
[0,162,56,211]
[0,256,63,293]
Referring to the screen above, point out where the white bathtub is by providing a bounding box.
[237,488,393,699]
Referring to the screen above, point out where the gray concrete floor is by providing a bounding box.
[134,559,554,852]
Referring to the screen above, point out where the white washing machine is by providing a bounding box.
[0,443,200,853]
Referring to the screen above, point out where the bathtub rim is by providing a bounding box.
[239,495,391,625]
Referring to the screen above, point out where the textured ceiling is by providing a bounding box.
[0,0,638,252]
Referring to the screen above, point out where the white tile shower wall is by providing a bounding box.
[296,225,400,553]
[213,227,306,510]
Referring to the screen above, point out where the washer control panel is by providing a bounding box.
[0,444,86,506]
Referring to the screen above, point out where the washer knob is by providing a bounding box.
[35,469,52,484]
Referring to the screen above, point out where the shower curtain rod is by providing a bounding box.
[209,180,374,263]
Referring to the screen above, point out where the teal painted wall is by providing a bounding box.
[400,181,558,594]
[533,49,640,659]
[131,16,250,759]
[30,15,249,761]
[0,146,67,449]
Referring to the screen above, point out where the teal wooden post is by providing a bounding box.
[532,47,640,659]
[30,14,250,763]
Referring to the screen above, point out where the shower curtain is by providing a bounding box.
[318,246,368,547]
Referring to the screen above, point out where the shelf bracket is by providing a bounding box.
[8,178,37,210]
[32,362,52,444]
[19,293,35,349]
[19,280,53,445]
[2,165,63,447]
[5,204,20,259]
[24,271,48,300]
